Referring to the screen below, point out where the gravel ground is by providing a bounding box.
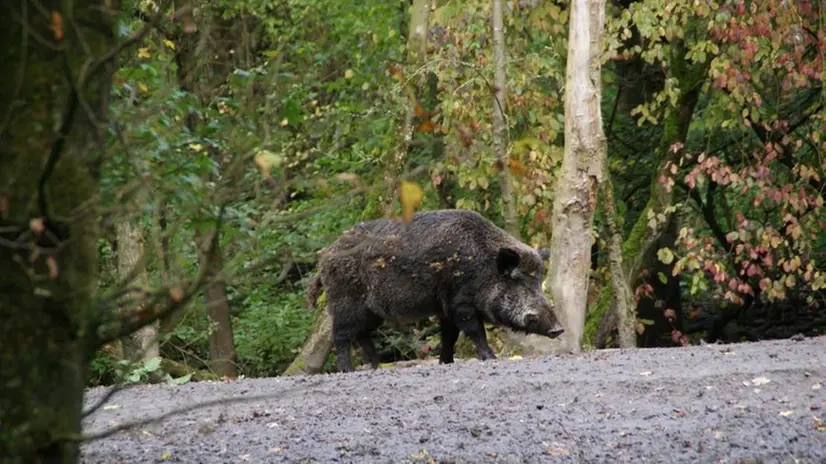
[81,336,826,463]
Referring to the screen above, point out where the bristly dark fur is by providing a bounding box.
[307,209,564,372]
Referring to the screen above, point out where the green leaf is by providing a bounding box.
[170,373,192,385]
[143,356,162,373]
[657,272,668,284]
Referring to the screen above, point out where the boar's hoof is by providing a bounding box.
[477,349,496,361]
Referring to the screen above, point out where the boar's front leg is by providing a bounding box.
[452,305,496,361]
[437,315,460,364]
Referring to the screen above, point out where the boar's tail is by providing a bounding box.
[306,273,324,310]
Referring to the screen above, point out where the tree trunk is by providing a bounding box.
[282,309,334,376]
[583,30,707,347]
[601,177,636,347]
[381,0,431,215]
[491,0,535,355]
[491,0,517,236]
[0,1,115,461]
[546,0,607,354]
[173,17,239,379]
[197,229,239,378]
[115,217,159,363]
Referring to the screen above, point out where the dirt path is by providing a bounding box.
[81,336,826,463]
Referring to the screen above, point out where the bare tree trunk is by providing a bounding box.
[197,229,238,378]
[583,28,707,347]
[172,17,239,379]
[116,218,159,363]
[601,177,636,347]
[546,0,607,354]
[491,0,546,355]
[491,0,517,236]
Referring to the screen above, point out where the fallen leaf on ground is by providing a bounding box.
[639,371,652,376]
[751,376,772,386]
[778,410,794,417]
[102,404,120,411]
[546,442,570,456]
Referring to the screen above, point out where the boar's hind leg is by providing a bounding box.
[453,306,496,361]
[438,316,460,364]
[355,312,382,369]
[356,336,380,369]
[332,308,382,373]
[332,333,355,373]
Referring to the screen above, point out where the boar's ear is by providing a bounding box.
[497,247,521,276]
[536,249,550,261]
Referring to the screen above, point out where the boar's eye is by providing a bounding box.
[497,247,521,277]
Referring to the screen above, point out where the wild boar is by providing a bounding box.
[306,208,564,372]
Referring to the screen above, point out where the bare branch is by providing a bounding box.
[81,385,127,419]
[71,380,324,443]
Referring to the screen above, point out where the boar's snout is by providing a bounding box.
[547,321,564,339]
[523,311,564,339]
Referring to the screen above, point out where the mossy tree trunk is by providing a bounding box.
[282,304,334,376]
[601,177,636,347]
[0,1,116,461]
[584,29,708,347]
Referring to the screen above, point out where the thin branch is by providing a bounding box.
[81,385,127,418]
[70,381,324,443]
[91,206,224,349]
[38,85,79,219]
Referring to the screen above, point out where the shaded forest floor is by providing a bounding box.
[81,336,826,463]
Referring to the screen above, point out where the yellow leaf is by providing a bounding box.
[169,288,184,303]
[254,150,283,178]
[399,180,423,223]
[163,39,176,50]
[46,256,59,279]
[138,82,148,93]
[138,47,151,59]
[50,11,64,41]
[188,143,203,151]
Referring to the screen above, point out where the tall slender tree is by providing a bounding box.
[491,0,517,237]
[546,0,608,353]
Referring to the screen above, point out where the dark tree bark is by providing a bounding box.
[0,1,116,461]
